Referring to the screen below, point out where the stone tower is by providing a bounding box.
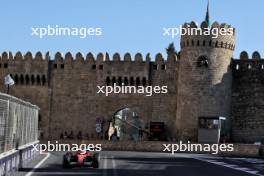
[176,19,236,140]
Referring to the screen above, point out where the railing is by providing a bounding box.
[0,93,39,154]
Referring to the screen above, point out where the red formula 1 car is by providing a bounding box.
[62,150,99,168]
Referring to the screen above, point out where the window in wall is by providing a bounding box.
[36,75,41,85]
[20,75,24,85]
[106,77,111,86]
[25,75,30,85]
[42,75,46,85]
[4,63,8,68]
[136,77,140,86]
[142,77,147,87]
[197,55,209,68]
[130,77,134,86]
[31,75,35,85]
[118,77,122,86]
[112,77,116,86]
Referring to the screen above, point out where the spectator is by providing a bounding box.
[111,128,118,141]
[138,126,143,141]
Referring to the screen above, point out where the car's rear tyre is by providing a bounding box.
[92,159,99,168]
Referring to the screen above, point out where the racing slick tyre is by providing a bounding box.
[92,159,99,168]
[62,156,70,168]
[92,153,99,168]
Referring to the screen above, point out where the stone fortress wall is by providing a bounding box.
[0,20,263,143]
[231,51,264,142]
[0,51,178,140]
[176,21,235,140]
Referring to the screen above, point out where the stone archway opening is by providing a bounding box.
[108,107,145,141]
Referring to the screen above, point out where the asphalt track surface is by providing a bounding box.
[17,151,264,176]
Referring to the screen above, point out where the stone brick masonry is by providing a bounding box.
[0,21,262,143]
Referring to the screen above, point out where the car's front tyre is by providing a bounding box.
[62,155,71,168]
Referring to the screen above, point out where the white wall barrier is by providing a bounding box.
[0,93,39,176]
[0,141,40,176]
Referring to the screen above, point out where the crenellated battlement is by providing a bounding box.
[0,51,178,64]
[52,52,178,64]
[180,21,236,51]
[232,51,264,71]
[238,51,262,60]
[0,51,179,88]
[0,51,49,61]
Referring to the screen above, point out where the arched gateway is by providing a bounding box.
[108,107,146,141]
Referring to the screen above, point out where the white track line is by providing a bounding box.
[111,156,117,176]
[25,152,51,176]
[103,155,108,176]
[35,173,91,175]
[195,157,263,176]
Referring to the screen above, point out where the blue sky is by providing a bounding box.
[0,0,263,59]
